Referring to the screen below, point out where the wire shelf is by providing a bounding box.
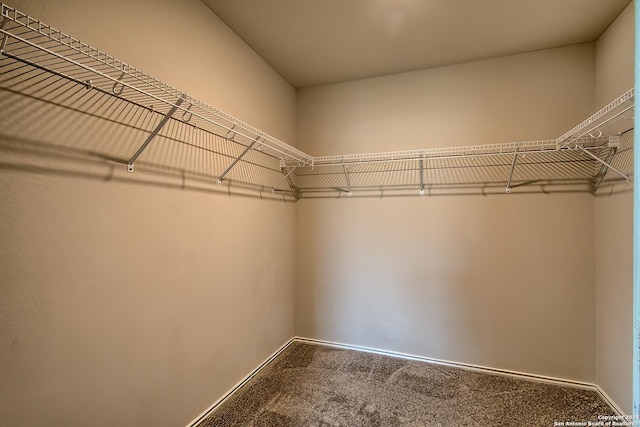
[0,3,313,167]
[295,145,616,196]
[556,88,634,149]
[0,3,634,200]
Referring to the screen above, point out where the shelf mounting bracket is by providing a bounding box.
[273,162,299,194]
[343,163,352,196]
[217,136,261,186]
[578,146,629,184]
[128,95,185,172]
[112,72,125,96]
[594,147,618,191]
[506,148,519,193]
[557,103,635,150]
[419,158,425,195]
[0,17,9,54]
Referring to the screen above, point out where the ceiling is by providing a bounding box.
[202,0,632,89]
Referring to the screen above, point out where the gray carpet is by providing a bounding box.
[200,341,614,426]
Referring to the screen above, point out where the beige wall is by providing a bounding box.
[298,44,595,155]
[1,1,634,424]
[0,1,297,426]
[596,1,635,109]
[296,44,598,381]
[296,195,596,379]
[594,1,635,414]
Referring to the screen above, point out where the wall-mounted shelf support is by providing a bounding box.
[594,148,618,190]
[0,16,8,53]
[578,146,629,184]
[419,158,425,195]
[0,4,633,199]
[111,72,125,96]
[217,136,261,186]
[273,163,298,193]
[556,88,634,150]
[343,163,352,196]
[506,148,519,193]
[127,96,185,172]
[182,101,193,123]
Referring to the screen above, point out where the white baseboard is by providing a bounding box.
[594,384,626,417]
[294,336,596,390]
[186,335,625,425]
[295,337,626,416]
[185,336,295,427]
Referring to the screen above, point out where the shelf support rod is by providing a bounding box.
[506,148,519,193]
[594,148,618,191]
[0,17,9,54]
[128,96,185,172]
[272,165,298,193]
[419,158,425,195]
[0,25,312,167]
[217,136,261,186]
[578,146,629,183]
[343,163,352,196]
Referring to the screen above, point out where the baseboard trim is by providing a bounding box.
[294,337,596,390]
[295,337,626,416]
[186,335,626,425]
[185,337,296,427]
[594,384,626,417]
[297,337,632,416]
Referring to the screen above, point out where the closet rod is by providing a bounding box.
[0,3,634,197]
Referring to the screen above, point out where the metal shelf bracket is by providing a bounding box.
[506,148,519,193]
[578,146,629,184]
[0,16,8,54]
[419,158,425,195]
[272,163,299,193]
[217,136,262,186]
[594,147,618,190]
[127,95,185,172]
[343,163,352,196]
[0,4,633,199]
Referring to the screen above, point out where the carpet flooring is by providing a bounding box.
[200,341,615,426]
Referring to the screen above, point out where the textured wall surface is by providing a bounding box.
[0,1,297,426]
[0,0,634,424]
[296,44,598,382]
[297,44,595,155]
[594,0,635,414]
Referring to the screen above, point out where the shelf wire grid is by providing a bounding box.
[556,88,634,149]
[0,3,302,197]
[594,130,634,191]
[0,3,313,166]
[0,3,634,199]
[294,147,610,196]
[295,90,634,197]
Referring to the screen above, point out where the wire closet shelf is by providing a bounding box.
[0,3,634,199]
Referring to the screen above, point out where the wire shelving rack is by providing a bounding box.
[0,3,634,200]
